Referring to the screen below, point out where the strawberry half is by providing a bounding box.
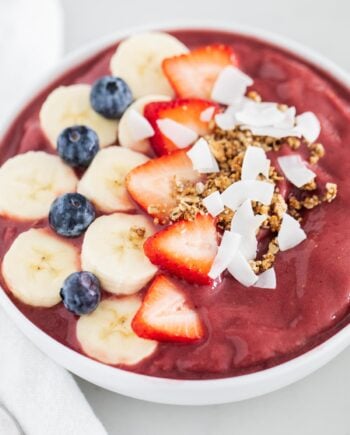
[144,99,219,155]
[144,214,218,285]
[125,149,202,223]
[132,274,205,343]
[162,44,238,99]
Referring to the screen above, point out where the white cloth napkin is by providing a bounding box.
[0,1,107,434]
[0,310,107,435]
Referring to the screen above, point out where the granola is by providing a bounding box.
[165,95,337,274]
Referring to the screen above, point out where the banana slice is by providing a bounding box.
[77,146,149,213]
[0,151,78,220]
[81,213,158,295]
[2,228,80,307]
[76,296,157,365]
[110,32,188,98]
[40,84,118,148]
[118,94,171,153]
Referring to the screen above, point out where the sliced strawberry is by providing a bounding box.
[144,98,219,155]
[162,44,238,99]
[132,274,205,343]
[144,214,218,285]
[126,149,202,223]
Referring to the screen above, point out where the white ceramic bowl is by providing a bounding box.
[0,22,349,406]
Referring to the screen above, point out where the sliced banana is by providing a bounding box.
[81,213,158,295]
[77,146,149,213]
[110,32,188,98]
[0,151,78,220]
[118,94,171,154]
[40,84,118,148]
[2,228,80,307]
[76,296,157,365]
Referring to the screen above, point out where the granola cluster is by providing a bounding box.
[166,95,338,273]
[128,226,146,249]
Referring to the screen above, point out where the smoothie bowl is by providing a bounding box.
[0,23,349,405]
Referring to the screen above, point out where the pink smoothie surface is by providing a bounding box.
[0,29,349,379]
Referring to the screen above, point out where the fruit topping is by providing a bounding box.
[110,32,188,98]
[144,214,218,285]
[126,149,201,223]
[81,213,158,295]
[60,271,101,315]
[57,125,99,167]
[77,296,158,365]
[49,193,96,238]
[40,84,118,148]
[90,76,133,119]
[2,229,80,307]
[0,151,78,221]
[77,146,149,213]
[144,98,218,155]
[162,44,238,99]
[132,274,204,342]
[2,31,341,313]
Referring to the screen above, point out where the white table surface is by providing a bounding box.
[60,0,350,433]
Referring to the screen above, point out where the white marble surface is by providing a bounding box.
[60,0,350,433]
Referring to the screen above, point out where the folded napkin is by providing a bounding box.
[0,310,108,435]
[0,1,107,434]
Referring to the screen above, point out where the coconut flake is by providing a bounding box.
[126,109,155,142]
[241,146,270,180]
[277,213,306,251]
[236,102,285,127]
[215,97,254,130]
[211,66,253,105]
[239,234,258,260]
[186,138,219,173]
[295,112,321,143]
[200,106,216,122]
[209,231,241,279]
[157,118,198,148]
[247,126,301,139]
[275,107,296,129]
[221,180,274,211]
[214,112,237,130]
[230,200,266,260]
[277,155,316,188]
[203,191,224,217]
[231,199,266,235]
[228,250,258,287]
[226,97,254,115]
[253,268,276,289]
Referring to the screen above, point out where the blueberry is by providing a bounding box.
[90,76,133,119]
[49,193,95,237]
[60,271,101,315]
[57,125,99,167]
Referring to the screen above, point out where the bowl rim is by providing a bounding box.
[0,20,349,406]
